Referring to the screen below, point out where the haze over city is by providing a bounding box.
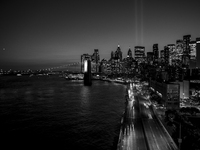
[1,0,200,70]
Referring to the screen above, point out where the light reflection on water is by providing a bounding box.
[80,86,90,110]
[0,76,126,150]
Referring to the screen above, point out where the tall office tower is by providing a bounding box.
[176,40,184,67]
[81,54,91,73]
[115,45,123,61]
[134,46,145,64]
[147,52,153,64]
[127,48,132,58]
[92,49,100,63]
[196,38,200,68]
[153,44,159,61]
[189,41,196,69]
[110,45,123,74]
[91,49,100,73]
[164,46,169,66]
[125,48,134,74]
[160,50,164,63]
[167,44,176,66]
[183,35,191,67]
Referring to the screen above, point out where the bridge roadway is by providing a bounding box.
[117,83,178,150]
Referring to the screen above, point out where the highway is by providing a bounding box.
[138,93,178,150]
[118,83,178,150]
[118,85,148,150]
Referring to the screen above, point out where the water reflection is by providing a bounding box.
[80,86,90,110]
[0,77,126,150]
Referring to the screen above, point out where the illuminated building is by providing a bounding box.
[110,45,123,74]
[134,46,145,64]
[167,44,176,66]
[150,80,180,109]
[196,38,200,68]
[153,44,159,62]
[124,48,135,74]
[189,41,196,69]
[115,45,123,61]
[182,35,191,67]
[163,46,169,66]
[174,80,189,100]
[100,59,108,74]
[112,59,121,74]
[91,49,100,73]
[189,41,196,60]
[81,54,91,73]
[176,40,184,67]
[92,49,100,63]
[160,50,164,63]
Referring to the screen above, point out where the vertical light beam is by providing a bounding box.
[135,0,138,46]
[141,0,144,46]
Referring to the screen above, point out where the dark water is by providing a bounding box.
[0,76,126,149]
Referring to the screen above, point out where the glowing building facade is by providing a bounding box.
[163,46,169,66]
[153,44,159,62]
[91,49,100,73]
[189,41,196,69]
[167,44,176,66]
[196,38,200,68]
[182,35,191,67]
[176,40,184,67]
[134,46,145,64]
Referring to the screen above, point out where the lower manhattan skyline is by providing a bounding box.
[1,0,200,70]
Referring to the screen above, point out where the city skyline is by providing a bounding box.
[1,0,200,70]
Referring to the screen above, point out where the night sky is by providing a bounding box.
[1,0,200,71]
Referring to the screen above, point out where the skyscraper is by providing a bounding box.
[92,49,100,63]
[167,44,176,66]
[110,45,123,74]
[153,44,159,61]
[182,35,191,67]
[189,41,196,69]
[127,48,132,58]
[164,46,169,66]
[196,38,200,68]
[134,46,145,64]
[176,40,184,67]
[115,45,122,61]
[91,49,100,73]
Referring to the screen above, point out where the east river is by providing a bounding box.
[0,75,126,150]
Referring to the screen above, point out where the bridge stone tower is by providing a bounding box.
[84,59,92,86]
